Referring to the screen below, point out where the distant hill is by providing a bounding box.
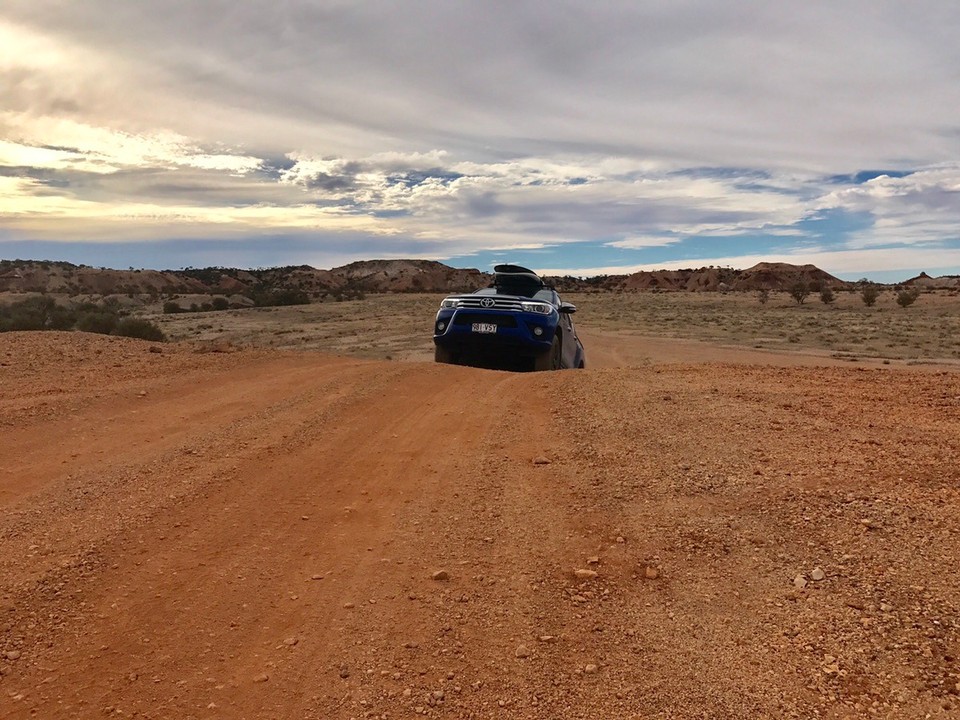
[903,272,960,289]
[547,262,848,293]
[0,259,486,299]
[0,258,857,301]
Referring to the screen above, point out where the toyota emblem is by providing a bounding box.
[480,297,495,308]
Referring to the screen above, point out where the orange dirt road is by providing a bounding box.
[2,332,960,719]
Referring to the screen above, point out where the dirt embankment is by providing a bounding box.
[1,332,959,719]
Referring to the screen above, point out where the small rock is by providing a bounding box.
[644,565,660,580]
[584,664,598,674]
[538,635,557,643]
[339,666,350,679]
[574,569,598,580]
[343,602,355,609]
[860,519,879,530]
[811,568,826,582]
[880,602,894,613]
[533,456,551,465]
[311,574,324,580]
[615,536,625,544]
[793,575,808,590]
[586,556,600,565]
[283,637,298,646]
[138,390,147,397]
[252,673,269,683]
[515,645,531,658]
[5,650,22,661]
[846,600,866,611]
[432,570,450,581]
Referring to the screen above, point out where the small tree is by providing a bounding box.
[819,286,835,305]
[789,281,810,305]
[896,287,920,308]
[860,285,880,307]
[756,288,770,305]
[211,296,230,311]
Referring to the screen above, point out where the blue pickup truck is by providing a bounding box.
[433,264,586,371]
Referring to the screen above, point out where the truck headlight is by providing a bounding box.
[440,298,460,309]
[520,301,552,315]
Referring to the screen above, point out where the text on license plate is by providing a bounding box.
[471,322,497,334]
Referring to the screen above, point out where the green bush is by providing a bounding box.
[248,289,310,307]
[896,288,920,308]
[789,281,810,305]
[819,287,835,305]
[163,301,184,314]
[0,296,58,331]
[0,297,164,342]
[211,297,230,311]
[76,311,118,334]
[860,285,880,307]
[113,318,165,342]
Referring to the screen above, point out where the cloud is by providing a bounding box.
[818,164,960,247]
[0,2,959,274]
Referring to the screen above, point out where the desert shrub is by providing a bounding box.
[789,281,810,305]
[249,288,310,307]
[113,318,165,342]
[47,307,78,330]
[819,287,835,304]
[211,296,230,311]
[0,296,80,331]
[860,285,880,307]
[200,302,213,311]
[75,311,118,334]
[896,288,920,308]
[163,301,184,314]
[0,297,53,331]
[756,289,770,305]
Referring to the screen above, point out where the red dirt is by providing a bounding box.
[2,331,959,719]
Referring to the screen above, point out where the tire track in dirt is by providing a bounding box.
[1,352,552,718]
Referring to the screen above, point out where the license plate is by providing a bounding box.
[471,322,497,334]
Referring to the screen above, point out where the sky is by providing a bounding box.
[1,1,959,281]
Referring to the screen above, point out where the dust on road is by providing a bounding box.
[1,332,959,719]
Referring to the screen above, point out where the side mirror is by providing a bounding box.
[559,302,577,314]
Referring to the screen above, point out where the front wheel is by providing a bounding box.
[435,345,455,364]
[533,335,562,371]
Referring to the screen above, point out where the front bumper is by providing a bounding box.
[433,308,555,358]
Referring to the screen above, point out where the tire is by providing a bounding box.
[533,335,562,371]
[435,345,455,364]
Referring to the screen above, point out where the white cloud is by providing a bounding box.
[819,164,960,248]
[605,236,683,249]
[0,2,958,273]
